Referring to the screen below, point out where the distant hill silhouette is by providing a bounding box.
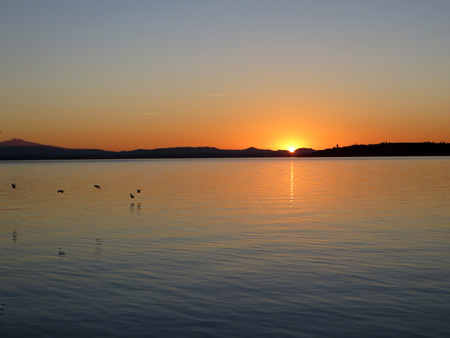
[0,139,113,160]
[1,139,448,160]
[305,142,450,157]
[0,138,56,147]
[0,138,309,160]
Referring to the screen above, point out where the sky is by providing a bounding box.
[1,0,449,151]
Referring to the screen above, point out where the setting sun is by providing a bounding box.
[288,147,296,153]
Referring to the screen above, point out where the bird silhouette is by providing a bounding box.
[57,190,64,193]
[94,185,101,189]
[58,248,65,256]
[137,189,141,193]
[11,183,16,189]
[130,193,135,198]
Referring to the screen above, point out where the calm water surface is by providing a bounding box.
[1,158,449,337]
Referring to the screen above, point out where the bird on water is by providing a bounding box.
[94,185,101,189]
[11,183,16,189]
[130,193,135,198]
[57,190,64,193]
[58,248,65,256]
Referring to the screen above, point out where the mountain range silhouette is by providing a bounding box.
[0,138,314,160]
[0,138,448,160]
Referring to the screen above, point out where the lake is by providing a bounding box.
[1,157,449,337]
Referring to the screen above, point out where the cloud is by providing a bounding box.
[89,112,158,117]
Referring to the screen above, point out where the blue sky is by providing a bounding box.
[1,1,449,150]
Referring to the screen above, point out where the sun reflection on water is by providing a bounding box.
[290,159,294,207]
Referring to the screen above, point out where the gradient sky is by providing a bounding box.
[1,0,449,151]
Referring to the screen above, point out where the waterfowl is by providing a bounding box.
[94,185,101,189]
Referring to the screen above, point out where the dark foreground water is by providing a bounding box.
[1,158,449,337]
